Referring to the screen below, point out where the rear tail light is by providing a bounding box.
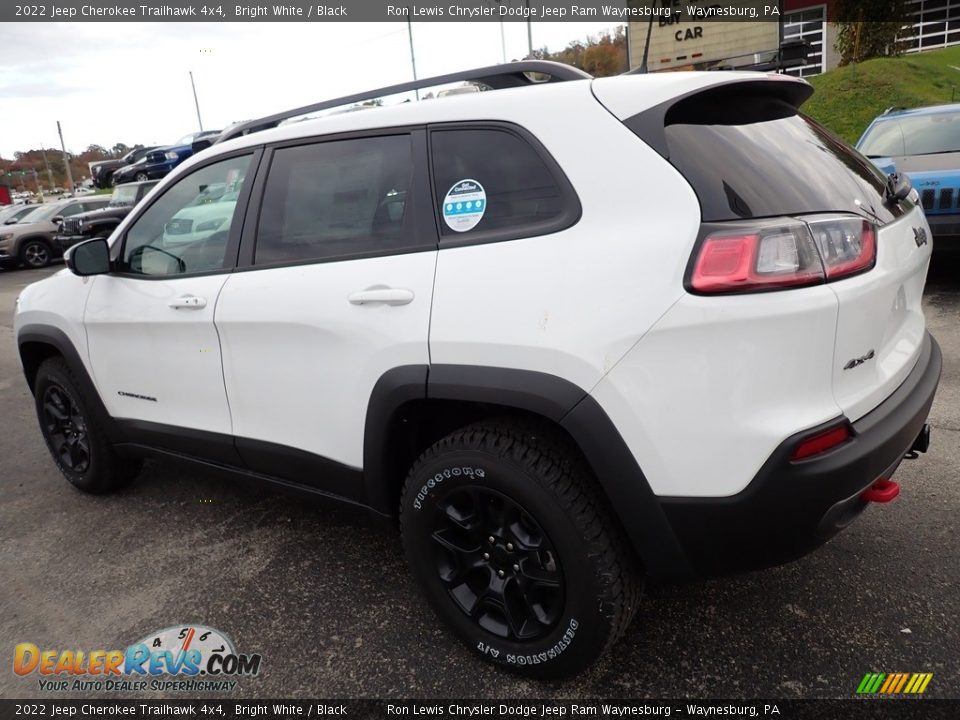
[790,422,852,461]
[689,215,876,294]
[806,216,876,280]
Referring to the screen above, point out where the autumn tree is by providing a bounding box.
[534,27,628,77]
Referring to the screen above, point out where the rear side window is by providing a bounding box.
[255,134,414,265]
[430,127,578,241]
[859,112,960,157]
[640,88,905,225]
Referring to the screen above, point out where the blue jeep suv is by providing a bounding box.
[857,104,960,238]
[112,130,221,185]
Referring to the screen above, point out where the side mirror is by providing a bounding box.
[52,216,64,225]
[886,172,912,202]
[65,238,110,276]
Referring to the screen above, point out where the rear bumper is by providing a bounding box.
[660,332,942,577]
[925,213,960,238]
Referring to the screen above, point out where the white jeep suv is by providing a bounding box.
[14,62,941,678]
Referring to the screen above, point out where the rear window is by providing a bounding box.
[859,112,960,157]
[429,126,579,242]
[653,91,904,225]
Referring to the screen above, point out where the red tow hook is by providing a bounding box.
[862,478,900,503]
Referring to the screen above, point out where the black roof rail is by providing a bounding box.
[213,60,591,145]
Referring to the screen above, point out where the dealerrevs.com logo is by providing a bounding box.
[14,625,262,693]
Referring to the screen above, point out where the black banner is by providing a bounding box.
[1,700,958,720]
[0,0,884,24]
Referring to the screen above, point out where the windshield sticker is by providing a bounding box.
[442,179,486,232]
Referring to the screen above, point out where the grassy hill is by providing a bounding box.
[803,46,960,144]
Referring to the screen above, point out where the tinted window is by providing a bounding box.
[121,154,252,276]
[859,112,960,157]
[430,128,567,236]
[661,99,903,224]
[255,135,413,265]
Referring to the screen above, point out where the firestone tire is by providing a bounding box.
[400,422,642,679]
[33,357,142,494]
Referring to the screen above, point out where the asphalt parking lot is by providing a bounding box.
[0,257,957,701]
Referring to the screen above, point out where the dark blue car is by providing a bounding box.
[857,104,960,238]
[111,130,221,185]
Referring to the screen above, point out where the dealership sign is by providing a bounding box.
[629,0,781,71]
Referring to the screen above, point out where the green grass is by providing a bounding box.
[93,187,112,195]
[804,46,960,144]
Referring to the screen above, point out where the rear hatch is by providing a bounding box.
[593,75,932,422]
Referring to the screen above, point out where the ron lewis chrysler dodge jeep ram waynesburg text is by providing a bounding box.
[15,62,941,678]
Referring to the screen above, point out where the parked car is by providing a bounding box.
[858,103,960,238]
[0,196,110,269]
[54,181,158,254]
[162,188,240,245]
[14,62,940,678]
[112,131,221,185]
[0,203,40,225]
[89,146,159,189]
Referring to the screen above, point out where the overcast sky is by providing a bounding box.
[0,21,617,159]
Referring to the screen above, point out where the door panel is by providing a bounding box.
[85,275,232,434]
[216,253,436,471]
[84,152,256,441]
[215,131,436,483]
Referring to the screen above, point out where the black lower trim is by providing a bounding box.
[661,332,942,576]
[118,443,384,518]
[114,419,367,507]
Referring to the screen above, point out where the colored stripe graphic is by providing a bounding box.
[857,672,933,694]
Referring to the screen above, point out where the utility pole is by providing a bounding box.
[56,121,75,192]
[40,145,54,190]
[189,71,204,131]
[500,21,507,63]
[407,12,419,99]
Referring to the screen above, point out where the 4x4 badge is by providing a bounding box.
[913,227,928,247]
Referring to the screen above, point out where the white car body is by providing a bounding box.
[15,65,940,583]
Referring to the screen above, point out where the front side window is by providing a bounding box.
[255,134,413,265]
[120,154,252,276]
[430,128,567,237]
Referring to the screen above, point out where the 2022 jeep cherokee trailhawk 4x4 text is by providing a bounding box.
[15,62,941,678]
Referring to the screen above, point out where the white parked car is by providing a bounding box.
[14,61,941,678]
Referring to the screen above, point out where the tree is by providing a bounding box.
[112,142,130,157]
[834,0,910,65]
[535,27,627,77]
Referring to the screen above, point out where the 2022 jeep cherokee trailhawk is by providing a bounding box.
[15,61,941,678]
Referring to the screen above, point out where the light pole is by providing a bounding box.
[56,121,75,192]
[407,11,419,99]
[525,0,533,57]
[189,71,204,131]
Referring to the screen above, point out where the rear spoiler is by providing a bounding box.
[622,78,814,160]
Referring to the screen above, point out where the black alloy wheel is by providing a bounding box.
[432,486,565,641]
[41,384,91,473]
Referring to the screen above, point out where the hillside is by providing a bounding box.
[804,46,960,144]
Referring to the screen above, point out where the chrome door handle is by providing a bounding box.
[168,295,207,309]
[348,287,415,306]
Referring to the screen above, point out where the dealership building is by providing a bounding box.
[628,0,960,77]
